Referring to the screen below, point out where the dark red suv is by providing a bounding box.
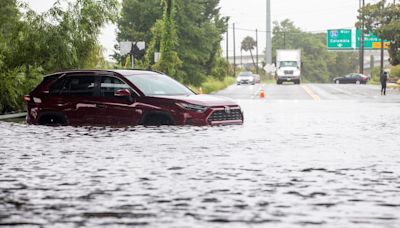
[24,70,243,126]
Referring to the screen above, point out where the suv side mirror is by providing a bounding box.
[114,89,134,103]
[114,89,131,97]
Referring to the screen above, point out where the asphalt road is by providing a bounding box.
[216,83,400,102]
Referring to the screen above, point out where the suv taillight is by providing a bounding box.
[23,95,31,104]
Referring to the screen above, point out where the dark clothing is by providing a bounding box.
[380,72,388,95]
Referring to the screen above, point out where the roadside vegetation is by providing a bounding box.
[0,0,118,114]
[116,0,230,90]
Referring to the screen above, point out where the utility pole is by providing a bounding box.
[233,23,236,77]
[226,30,229,61]
[359,0,365,74]
[283,32,286,49]
[380,1,386,76]
[256,29,259,74]
[266,0,272,65]
[240,49,243,67]
[130,43,135,68]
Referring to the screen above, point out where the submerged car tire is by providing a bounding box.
[335,80,340,84]
[277,80,282,85]
[142,112,174,126]
[356,80,361,85]
[38,112,67,126]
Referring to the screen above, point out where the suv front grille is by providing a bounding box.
[284,70,294,75]
[208,109,242,122]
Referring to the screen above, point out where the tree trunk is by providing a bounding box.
[249,50,256,69]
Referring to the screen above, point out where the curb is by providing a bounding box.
[0,112,27,120]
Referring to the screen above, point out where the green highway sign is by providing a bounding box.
[355,29,389,49]
[327,29,353,49]
[327,28,389,50]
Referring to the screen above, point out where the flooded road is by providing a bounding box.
[1,85,400,227]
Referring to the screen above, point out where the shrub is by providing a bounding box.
[200,77,235,94]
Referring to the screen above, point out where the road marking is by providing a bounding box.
[301,85,321,101]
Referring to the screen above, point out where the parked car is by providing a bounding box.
[236,71,255,85]
[24,70,244,126]
[333,73,369,84]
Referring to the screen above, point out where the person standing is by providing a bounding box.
[380,71,388,95]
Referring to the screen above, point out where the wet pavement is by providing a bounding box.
[1,84,400,227]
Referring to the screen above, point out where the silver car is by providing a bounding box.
[236,71,255,85]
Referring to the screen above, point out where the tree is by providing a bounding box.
[241,36,257,69]
[174,0,228,85]
[116,0,162,63]
[117,0,228,86]
[153,0,182,78]
[0,0,119,113]
[358,0,400,65]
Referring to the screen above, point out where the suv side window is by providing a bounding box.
[100,76,131,97]
[49,78,66,95]
[61,76,95,96]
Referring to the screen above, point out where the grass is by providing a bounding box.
[189,77,236,94]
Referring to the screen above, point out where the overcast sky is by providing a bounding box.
[24,0,382,60]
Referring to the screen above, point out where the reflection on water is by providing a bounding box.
[1,100,400,227]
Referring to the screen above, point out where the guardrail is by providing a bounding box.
[0,112,27,120]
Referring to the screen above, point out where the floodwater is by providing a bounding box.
[1,100,400,228]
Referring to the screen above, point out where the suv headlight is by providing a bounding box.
[177,103,208,113]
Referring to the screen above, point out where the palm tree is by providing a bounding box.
[241,36,257,69]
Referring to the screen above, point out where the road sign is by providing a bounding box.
[264,64,276,73]
[371,42,390,49]
[355,30,388,49]
[120,41,132,55]
[327,29,353,49]
[119,41,146,55]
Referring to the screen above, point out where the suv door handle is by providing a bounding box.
[96,104,107,109]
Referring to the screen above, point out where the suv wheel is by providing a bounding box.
[38,113,67,126]
[142,113,174,126]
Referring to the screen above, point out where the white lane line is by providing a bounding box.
[301,85,321,101]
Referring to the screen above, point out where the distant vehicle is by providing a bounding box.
[333,73,369,84]
[24,69,244,126]
[236,71,255,85]
[275,49,302,85]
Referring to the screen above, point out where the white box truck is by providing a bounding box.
[275,49,301,84]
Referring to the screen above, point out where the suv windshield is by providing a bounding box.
[126,74,194,96]
[280,61,298,68]
[239,72,252,77]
